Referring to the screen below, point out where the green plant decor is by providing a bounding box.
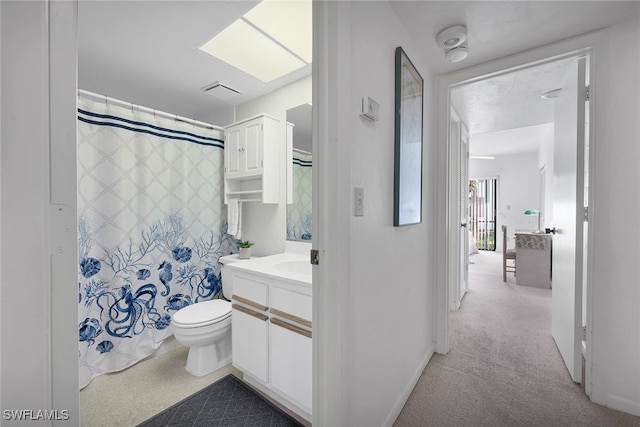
[238,240,254,248]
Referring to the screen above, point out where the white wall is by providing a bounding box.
[326,2,436,425]
[588,18,640,416]
[1,1,79,424]
[470,152,540,252]
[233,76,312,257]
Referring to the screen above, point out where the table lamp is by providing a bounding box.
[524,209,542,232]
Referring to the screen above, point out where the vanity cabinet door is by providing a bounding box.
[232,305,269,383]
[269,319,312,412]
[224,117,264,179]
[243,119,263,175]
[224,127,242,176]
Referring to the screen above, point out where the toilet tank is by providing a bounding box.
[218,254,242,300]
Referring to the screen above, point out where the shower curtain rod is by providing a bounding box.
[77,89,224,131]
[293,147,312,155]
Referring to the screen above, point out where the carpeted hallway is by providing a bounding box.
[394,251,640,427]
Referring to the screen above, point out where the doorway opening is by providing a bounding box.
[443,50,592,392]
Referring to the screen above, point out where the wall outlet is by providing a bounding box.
[354,187,364,216]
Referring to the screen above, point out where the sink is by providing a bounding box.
[274,260,311,276]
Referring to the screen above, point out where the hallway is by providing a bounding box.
[395,251,640,426]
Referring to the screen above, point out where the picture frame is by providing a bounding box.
[394,46,424,227]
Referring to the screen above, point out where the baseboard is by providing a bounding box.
[590,386,640,417]
[382,344,435,427]
[606,394,640,417]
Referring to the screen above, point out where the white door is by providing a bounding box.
[459,125,470,298]
[551,56,587,384]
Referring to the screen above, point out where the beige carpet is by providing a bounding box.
[394,251,640,427]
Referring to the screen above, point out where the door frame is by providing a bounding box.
[435,36,598,396]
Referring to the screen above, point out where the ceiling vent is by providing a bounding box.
[202,82,242,101]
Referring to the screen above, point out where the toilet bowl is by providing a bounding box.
[172,299,232,376]
[171,254,244,376]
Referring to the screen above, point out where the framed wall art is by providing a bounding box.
[394,46,424,226]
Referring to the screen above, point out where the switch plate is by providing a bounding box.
[359,96,380,121]
[354,187,364,216]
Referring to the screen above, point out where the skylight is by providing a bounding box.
[199,0,312,83]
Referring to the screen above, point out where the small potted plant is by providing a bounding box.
[238,240,254,259]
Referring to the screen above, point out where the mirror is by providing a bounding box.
[286,103,313,241]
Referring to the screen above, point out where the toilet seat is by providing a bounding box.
[172,299,231,328]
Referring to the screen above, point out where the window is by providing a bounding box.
[469,178,497,251]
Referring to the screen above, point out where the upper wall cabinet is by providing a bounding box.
[224,114,280,204]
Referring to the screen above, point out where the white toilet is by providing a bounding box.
[171,254,241,376]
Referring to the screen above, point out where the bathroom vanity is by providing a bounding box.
[226,252,312,422]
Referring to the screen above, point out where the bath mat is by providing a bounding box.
[137,374,303,427]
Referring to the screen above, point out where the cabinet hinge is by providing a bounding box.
[583,206,589,222]
[586,85,591,101]
[582,325,587,342]
[310,249,319,266]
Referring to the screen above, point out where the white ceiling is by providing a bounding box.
[450,57,572,156]
[78,0,640,146]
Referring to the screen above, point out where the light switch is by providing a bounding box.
[354,187,364,216]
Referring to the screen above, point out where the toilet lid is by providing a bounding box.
[172,299,231,328]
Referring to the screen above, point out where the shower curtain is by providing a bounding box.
[287,150,312,240]
[77,96,233,388]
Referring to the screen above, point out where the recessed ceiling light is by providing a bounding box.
[541,88,562,100]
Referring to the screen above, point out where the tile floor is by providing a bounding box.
[80,339,308,427]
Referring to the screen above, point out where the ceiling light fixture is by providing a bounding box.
[436,25,469,63]
[470,155,495,160]
[541,88,562,100]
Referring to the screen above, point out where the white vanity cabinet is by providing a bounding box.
[229,268,312,422]
[230,272,270,382]
[224,114,280,204]
[269,284,312,412]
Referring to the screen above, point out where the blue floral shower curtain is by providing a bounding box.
[77,96,232,388]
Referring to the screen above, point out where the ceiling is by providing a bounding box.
[79,1,640,149]
[450,58,573,156]
[78,0,311,122]
[390,1,639,157]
